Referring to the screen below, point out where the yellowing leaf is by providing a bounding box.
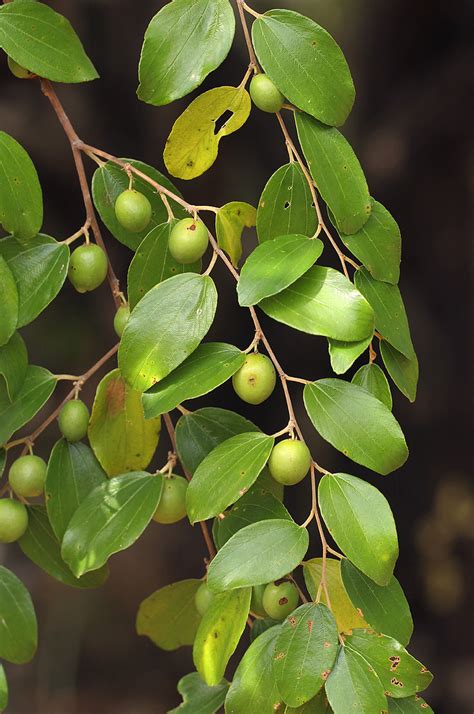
[216,202,256,267]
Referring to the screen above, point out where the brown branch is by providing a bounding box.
[234,0,259,70]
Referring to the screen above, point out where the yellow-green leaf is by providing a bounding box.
[216,202,256,267]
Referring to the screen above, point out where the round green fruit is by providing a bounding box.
[263,580,299,620]
[195,582,214,616]
[232,353,276,405]
[114,189,152,233]
[250,584,267,617]
[168,218,209,264]
[249,74,285,113]
[153,474,188,524]
[9,455,47,498]
[114,305,130,337]
[68,244,108,293]
[58,399,90,442]
[8,56,33,79]
[268,439,311,486]
[0,499,29,543]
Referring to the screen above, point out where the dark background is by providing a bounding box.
[0,0,473,712]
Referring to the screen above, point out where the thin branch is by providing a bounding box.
[235,0,259,69]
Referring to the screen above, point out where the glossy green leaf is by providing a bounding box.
[119,273,217,392]
[169,672,229,714]
[138,0,235,106]
[136,579,202,651]
[273,603,338,707]
[127,222,200,309]
[88,369,161,477]
[0,131,42,242]
[216,201,256,267]
[142,343,245,419]
[0,566,37,665]
[327,336,371,375]
[0,255,18,346]
[325,645,386,714]
[0,1,98,82]
[45,439,107,540]
[387,695,433,713]
[380,341,419,403]
[0,331,27,400]
[164,86,251,180]
[19,506,108,589]
[260,266,374,342]
[284,690,332,713]
[304,379,408,475]
[0,365,55,445]
[92,160,185,251]
[187,432,274,523]
[296,112,371,234]
[62,472,163,577]
[208,519,309,592]
[238,234,323,307]
[0,235,69,326]
[341,560,413,646]
[252,10,354,126]
[352,362,392,409]
[0,665,7,712]
[318,473,398,586]
[194,588,251,686]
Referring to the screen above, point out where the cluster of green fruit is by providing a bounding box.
[196,578,299,621]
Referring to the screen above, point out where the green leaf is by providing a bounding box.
[0,235,69,326]
[380,341,419,403]
[284,690,332,713]
[387,695,433,713]
[0,565,37,664]
[0,664,7,712]
[252,9,354,127]
[0,331,28,400]
[225,625,283,713]
[273,603,338,707]
[18,506,108,589]
[186,432,274,523]
[169,672,229,714]
[0,131,42,242]
[138,0,235,106]
[0,448,5,478]
[345,630,433,698]
[164,86,251,180]
[0,1,98,82]
[216,201,256,267]
[352,363,392,410]
[304,379,408,475]
[257,163,317,243]
[250,617,280,643]
[92,159,185,251]
[0,365,55,445]
[88,369,161,477]
[318,473,399,586]
[194,588,251,686]
[119,273,217,392]
[142,343,245,419]
[127,222,200,309]
[238,235,323,307]
[61,472,163,577]
[341,560,413,646]
[45,439,107,540]
[325,645,387,714]
[0,254,18,346]
[260,266,374,342]
[295,112,371,234]
[327,336,371,375]
[208,519,309,592]
[136,579,202,651]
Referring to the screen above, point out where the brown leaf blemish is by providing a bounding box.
[390,677,403,688]
[389,655,401,671]
[307,619,313,633]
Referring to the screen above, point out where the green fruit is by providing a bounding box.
[249,74,285,113]
[232,353,276,405]
[0,499,29,543]
[262,580,299,620]
[195,582,215,616]
[250,584,267,617]
[114,189,152,233]
[153,474,188,524]
[58,399,90,442]
[68,244,108,293]
[114,305,130,337]
[9,455,47,498]
[168,218,209,264]
[8,56,33,79]
[268,439,311,486]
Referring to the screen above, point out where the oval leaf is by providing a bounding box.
[216,201,256,267]
[380,340,419,403]
[352,363,392,410]
[0,132,42,242]
[0,331,28,400]
[328,336,371,375]
[169,672,229,714]
[0,566,37,664]
[0,365,56,446]
[0,255,18,346]
[325,645,387,714]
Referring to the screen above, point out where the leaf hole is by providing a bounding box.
[214,110,234,135]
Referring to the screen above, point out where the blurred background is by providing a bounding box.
[0,0,472,712]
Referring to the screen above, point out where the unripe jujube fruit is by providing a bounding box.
[153,474,188,524]
[114,305,130,337]
[8,57,33,79]
[250,74,285,113]
[9,455,47,498]
[250,584,267,617]
[168,218,209,264]
[232,353,276,405]
[0,499,29,543]
[268,439,311,486]
[68,244,108,293]
[263,580,299,620]
[195,582,215,616]
[58,399,90,442]
[114,189,152,233]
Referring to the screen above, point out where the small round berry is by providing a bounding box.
[9,455,47,498]
[262,580,299,620]
[268,439,311,486]
[8,57,33,79]
[114,189,152,233]
[195,582,215,616]
[250,584,267,617]
[232,353,276,405]
[58,400,90,442]
[68,244,108,293]
[153,474,188,524]
[113,305,130,337]
[0,499,29,543]
[249,74,285,113]
[168,218,209,264]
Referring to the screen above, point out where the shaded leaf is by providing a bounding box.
[0,566,37,664]
[0,254,18,346]
[284,690,332,713]
[325,645,386,714]
[0,365,56,446]
[352,363,392,410]
[0,131,42,242]
[216,201,256,267]
[0,331,28,400]
[327,336,371,375]
[387,695,433,713]
[380,340,419,403]
[169,672,229,714]
[0,665,7,712]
